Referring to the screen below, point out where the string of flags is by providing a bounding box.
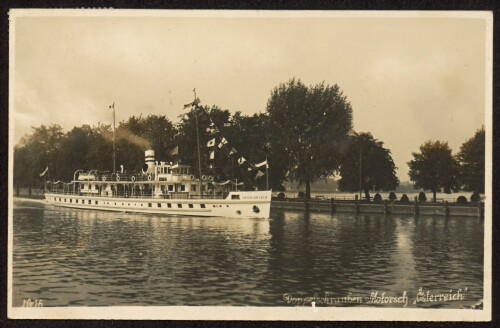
[182,96,268,182]
[205,117,268,180]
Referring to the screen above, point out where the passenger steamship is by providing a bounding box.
[44,150,271,219]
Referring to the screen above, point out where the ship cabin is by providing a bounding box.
[75,150,212,199]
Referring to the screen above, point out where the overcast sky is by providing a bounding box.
[11,11,489,181]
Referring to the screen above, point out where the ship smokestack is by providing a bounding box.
[145,150,155,173]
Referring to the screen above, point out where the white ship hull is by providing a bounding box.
[45,190,271,219]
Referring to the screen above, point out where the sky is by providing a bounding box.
[11,11,489,181]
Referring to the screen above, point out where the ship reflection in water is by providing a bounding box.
[12,199,483,308]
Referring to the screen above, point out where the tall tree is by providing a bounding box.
[338,132,399,201]
[407,140,459,202]
[266,78,353,198]
[117,114,176,168]
[456,127,485,194]
[14,124,65,187]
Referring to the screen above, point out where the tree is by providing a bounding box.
[407,141,459,202]
[267,78,353,199]
[14,124,65,188]
[338,132,399,201]
[457,127,485,194]
[117,114,176,171]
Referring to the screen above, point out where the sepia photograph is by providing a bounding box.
[8,9,492,321]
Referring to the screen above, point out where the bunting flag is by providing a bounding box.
[229,148,237,155]
[238,157,246,165]
[209,164,213,169]
[255,159,268,168]
[247,167,253,172]
[207,138,216,147]
[109,102,114,109]
[170,146,179,156]
[210,151,215,160]
[39,166,49,177]
[218,137,228,149]
[255,170,265,179]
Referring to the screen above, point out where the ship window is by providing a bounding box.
[167,203,171,208]
[95,200,98,205]
[59,198,61,201]
[148,203,152,207]
[192,184,197,192]
[88,200,91,204]
[180,185,185,192]
[200,204,206,208]
[70,199,72,203]
[168,185,173,191]
[177,204,182,208]
[188,204,193,208]
[76,199,78,203]
[64,198,66,202]
[231,194,240,200]
[157,203,161,208]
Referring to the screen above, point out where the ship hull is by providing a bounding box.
[44,190,271,219]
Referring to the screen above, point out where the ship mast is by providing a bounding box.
[193,89,203,196]
[110,102,116,174]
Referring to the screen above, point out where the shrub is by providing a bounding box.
[277,192,285,200]
[297,191,305,199]
[373,193,382,203]
[456,196,468,204]
[470,192,480,202]
[400,194,410,203]
[388,192,397,202]
[418,192,427,202]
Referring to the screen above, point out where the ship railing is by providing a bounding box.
[45,189,230,200]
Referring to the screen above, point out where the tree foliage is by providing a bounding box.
[338,132,399,200]
[407,141,459,202]
[456,127,485,193]
[14,124,65,188]
[266,78,353,198]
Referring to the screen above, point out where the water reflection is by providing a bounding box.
[12,199,483,308]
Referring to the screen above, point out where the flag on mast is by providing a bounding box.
[255,170,265,179]
[207,138,216,147]
[229,148,237,155]
[183,97,201,109]
[238,157,246,165]
[39,166,48,177]
[109,103,114,109]
[210,151,215,160]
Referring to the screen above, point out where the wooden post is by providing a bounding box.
[478,201,484,219]
[355,195,359,214]
[383,200,389,215]
[331,197,336,213]
[414,196,419,216]
[443,201,449,218]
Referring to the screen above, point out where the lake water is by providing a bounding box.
[12,198,484,308]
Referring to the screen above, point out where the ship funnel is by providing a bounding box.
[145,150,155,173]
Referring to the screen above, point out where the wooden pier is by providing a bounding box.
[271,197,484,218]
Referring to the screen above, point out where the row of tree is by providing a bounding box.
[14,78,485,200]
